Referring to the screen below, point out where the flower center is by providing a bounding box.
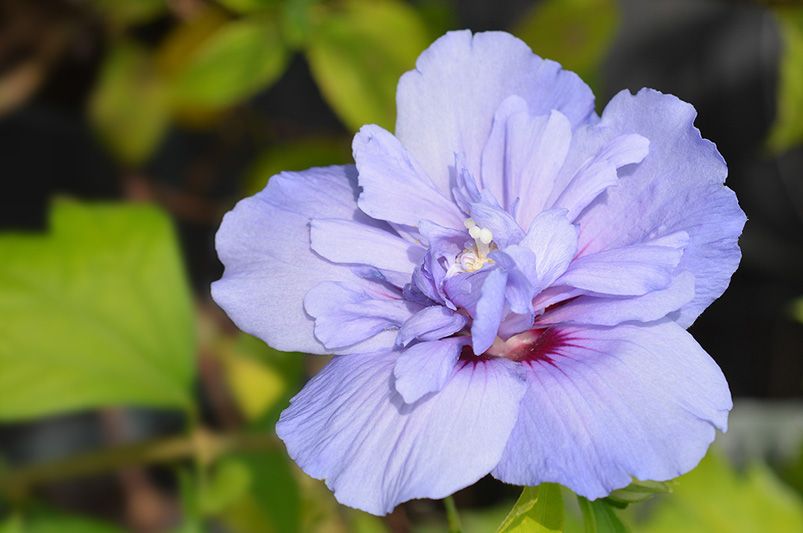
[483,328,567,363]
[457,218,495,273]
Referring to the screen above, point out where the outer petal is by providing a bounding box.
[354,125,464,229]
[212,166,368,354]
[396,30,594,194]
[277,351,526,515]
[492,321,731,499]
[576,89,746,326]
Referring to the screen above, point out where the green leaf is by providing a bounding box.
[577,497,628,533]
[169,17,288,110]
[512,0,618,93]
[768,10,803,153]
[604,480,671,508]
[89,42,169,165]
[217,451,301,533]
[638,452,803,533]
[3,508,123,533]
[305,0,429,131]
[217,0,278,14]
[0,200,196,420]
[281,0,325,49]
[92,0,167,27]
[498,483,564,533]
[198,459,252,515]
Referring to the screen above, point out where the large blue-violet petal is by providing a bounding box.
[576,89,746,326]
[213,165,372,354]
[492,321,731,499]
[396,30,595,195]
[277,351,526,515]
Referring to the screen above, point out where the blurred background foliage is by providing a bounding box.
[0,0,802,531]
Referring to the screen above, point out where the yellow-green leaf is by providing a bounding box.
[498,483,564,533]
[639,452,803,533]
[199,459,252,516]
[3,508,123,533]
[169,18,288,109]
[220,341,286,421]
[306,0,429,131]
[768,10,803,153]
[577,497,628,533]
[604,480,671,508]
[513,0,618,93]
[791,296,803,324]
[218,451,301,533]
[0,200,195,420]
[89,42,169,165]
[217,0,278,14]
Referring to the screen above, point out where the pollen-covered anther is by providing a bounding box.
[458,218,495,272]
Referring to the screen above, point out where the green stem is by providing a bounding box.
[444,495,463,533]
[0,429,276,502]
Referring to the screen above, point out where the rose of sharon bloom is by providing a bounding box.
[212,30,746,515]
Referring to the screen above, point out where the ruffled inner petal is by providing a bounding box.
[397,305,467,346]
[481,97,572,217]
[539,272,696,327]
[556,231,688,296]
[393,337,470,403]
[310,218,425,275]
[354,124,465,229]
[305,281,417,351]
[549,133,649,221]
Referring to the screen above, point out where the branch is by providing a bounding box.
[0,428,277,500]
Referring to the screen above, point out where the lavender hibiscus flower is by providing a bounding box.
[212,30,746,515]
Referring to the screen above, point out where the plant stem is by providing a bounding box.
[0,428,276,501]
[444,495,463,533]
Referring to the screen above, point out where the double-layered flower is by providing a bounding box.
[213,31,746,515]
